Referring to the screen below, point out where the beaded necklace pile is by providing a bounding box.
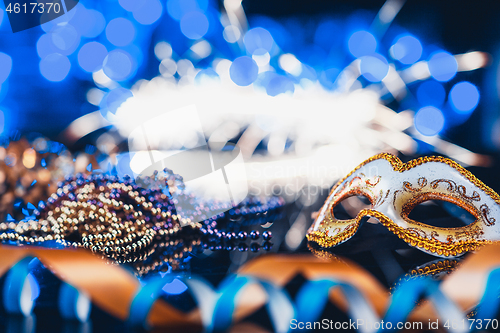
[0,170,284,275]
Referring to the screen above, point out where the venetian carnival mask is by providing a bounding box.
[307,153,500,258]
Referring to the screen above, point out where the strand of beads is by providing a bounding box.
[130,207,281,276]
[0,172,206,260]
[128,196,284,276]
[0,170,285,274]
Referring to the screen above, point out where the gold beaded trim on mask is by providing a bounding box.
[391,259,461,293]
[308,209,491,256]
[307,224,359,248]
[307,153,500,256]
[407,259,460,277]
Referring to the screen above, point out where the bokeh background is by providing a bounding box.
[0,0,499,153]
[0,2,500,331]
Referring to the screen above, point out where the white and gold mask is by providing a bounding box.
[307,153,500,257]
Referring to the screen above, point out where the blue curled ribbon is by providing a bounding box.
[182,277,218,328]
[128,274,219,329]
[2,255,90,322]
[294,279,379,333]
[3,256,35,316]
[382,277,466,333]
[210,275,295,333]
[128,273,295,332]
[128,274,176,328]
[5,252,500,333]
[127,274,483,332]
[475,267,500,322]
[58,282,91,322]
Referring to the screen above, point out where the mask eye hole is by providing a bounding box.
[407,199,476,227]
[332,195,372,220]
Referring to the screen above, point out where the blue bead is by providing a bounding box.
[263,241,273,251]
[262,231,273,240]
[250,243,260,252]
[250,230,260,240]
[238,231,247,241]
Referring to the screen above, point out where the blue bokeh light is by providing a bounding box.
[106,18,136,47]
[103,50,134,81]
[0,8,4,28]
[133,0,163,25]
[230,56,259,86]
[319,68,340,90]
[119,0,146,12]
[244,27,274,55]
[166,0,208,21]
[78,42,108,73]
[449,81,480,114]
[250,16,289,52]
[50,24,80,55]
[180,11,209,40]
[100,87,134,118]
[195,68,220,84]
[255,71,277,90]
[360,54,389,82]
[0,109,4,134]
[71,8,106,38]
[414,106,445,136]
[162,278,188,295]
[0,52,13,84]
[37,34,57,59]
[266,75,295,96]
[416,80,445,107]
[123,45,143,72]
[348,30,377,58]
[428,51,457,82]
[39,54,71,82]
[166,0,188,20]
[0,81,8,104]
[390,34,422,65]
[40,4,77,33]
